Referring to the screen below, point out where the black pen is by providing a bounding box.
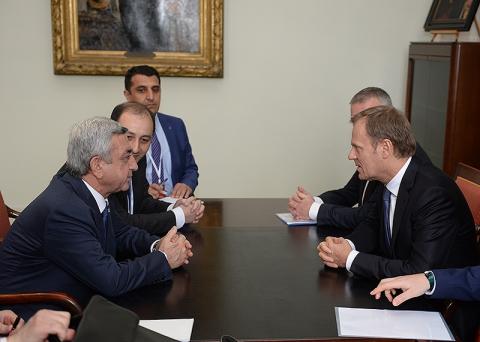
[11,315,20,331]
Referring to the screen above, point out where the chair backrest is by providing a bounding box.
[455,163,480,226]
[0,191,11,241]
[0,292,82,317]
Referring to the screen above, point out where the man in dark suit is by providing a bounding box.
[123,65,199,199]
[288,87,432,229]
[0,118,193,319]
[109,102,204,236]
[317,106,477,279]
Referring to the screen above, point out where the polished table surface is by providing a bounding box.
[113,199,435,341]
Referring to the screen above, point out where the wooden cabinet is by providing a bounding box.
[405,42,480,176]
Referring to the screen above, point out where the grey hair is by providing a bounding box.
[66,117,127,177]
[350,87,392,106]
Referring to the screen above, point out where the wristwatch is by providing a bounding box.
[424,271,435,292]
[152,240,161,252]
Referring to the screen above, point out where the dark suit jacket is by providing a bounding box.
[111,157,176,236]
[347,158,477,279]
[431,266,480,301]
[317,142,431,228]
[156,113,199,191]
[0,172,172,319]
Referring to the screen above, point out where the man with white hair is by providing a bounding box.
[0,117,193,320]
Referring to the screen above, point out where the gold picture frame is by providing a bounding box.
[51,0,223,77]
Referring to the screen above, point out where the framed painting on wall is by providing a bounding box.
[424,0,480,31]
[51,0,223,77]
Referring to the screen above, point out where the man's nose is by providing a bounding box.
[129,155,138,171]
[131,139,139,154]
[348,147,355,160]
[146,89,154,100]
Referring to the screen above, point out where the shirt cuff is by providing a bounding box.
[169,207,185,228]
[313,196,323,204]
[1,337,8,342]
[150,239,168,260]
[345,239,357,271]
[346,250,359,271]
[425,271,437,296]
[309,202,321,220]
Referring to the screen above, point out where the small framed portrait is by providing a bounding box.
[51,0,223,77]
[424,0,480,31]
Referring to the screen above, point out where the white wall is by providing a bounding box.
[1,0,478,208]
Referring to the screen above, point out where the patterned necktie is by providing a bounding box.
[150,133,164,184]
[102,201,110,241]
[382,187,392,247]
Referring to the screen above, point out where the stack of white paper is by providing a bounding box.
[335,307,454,341]
[276,213,317,226]
[139,318,194,342]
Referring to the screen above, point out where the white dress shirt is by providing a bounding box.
[345,157,412,270]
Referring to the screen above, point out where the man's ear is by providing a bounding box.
[123,89,131,100]
[380,138,394,158]
[89,156,104,178]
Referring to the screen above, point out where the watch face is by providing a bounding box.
[425,271,435,291]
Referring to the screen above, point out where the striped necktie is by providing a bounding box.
[150,133,164,184]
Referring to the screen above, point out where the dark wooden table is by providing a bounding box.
[113,199,433,341]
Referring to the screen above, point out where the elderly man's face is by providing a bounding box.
[101,134,138,193]
[348,118,383,181]
[124,75,161,114]
[118,111,153,162]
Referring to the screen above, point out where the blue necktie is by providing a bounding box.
[102,201,110,241]
[383,187,392,247]
[150,134,164,184]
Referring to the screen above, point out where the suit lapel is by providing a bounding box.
[391,160,418,248]
[157,113,178,185]
[361,180,379,205]
[61,173,109,248]
[157,113,174,154]
[132,157,148,212]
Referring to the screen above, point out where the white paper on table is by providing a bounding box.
[159,196,177,204]
[335,307,454,341]
[139,318,194,342]
[275,213,317,226]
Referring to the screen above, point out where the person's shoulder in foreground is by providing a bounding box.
[0,117,193,319]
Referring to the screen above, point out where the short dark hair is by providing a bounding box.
[124,65,161,91]
[351,106,416,158]
[110,102,152,121]
[350,87,392,106]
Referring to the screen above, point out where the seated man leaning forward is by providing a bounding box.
[288,87,431,229]
[109,102,204,237]
[317,106,477,279]
[0,117,193,319]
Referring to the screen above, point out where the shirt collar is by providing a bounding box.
[385,156,412,197]
[82,179,107,213]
